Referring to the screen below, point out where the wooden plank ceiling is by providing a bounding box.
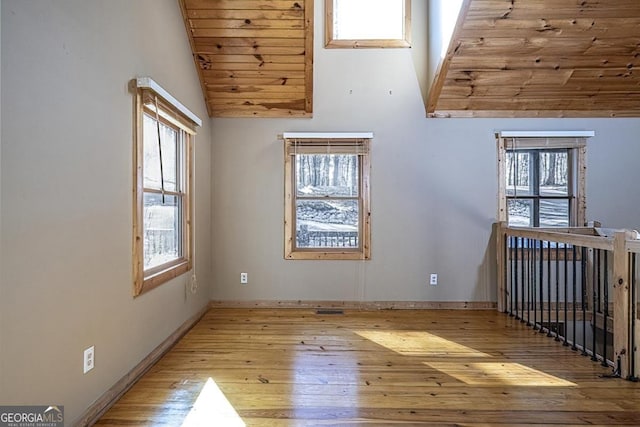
[179,0,313,118]
[428,0,640,118]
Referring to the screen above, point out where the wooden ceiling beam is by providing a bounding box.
[429,110,639,119]
[184,0,306,10]
[179,0,313,118]
[428,0,640,118]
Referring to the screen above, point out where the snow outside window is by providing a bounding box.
[497,134,589,230]
[284,134,371,260]
[506,149,572,228]
[133,80,198,296]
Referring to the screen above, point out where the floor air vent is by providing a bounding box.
[316,309,344,315]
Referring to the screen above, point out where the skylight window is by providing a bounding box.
[440,0,464,57]
[326,0,411,48]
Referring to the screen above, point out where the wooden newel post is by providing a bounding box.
[613,231,631,378]
[495,222,507,313]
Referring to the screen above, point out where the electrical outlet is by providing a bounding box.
[83,346,95,374]
[240,272,248,284]
[430,274,438,286]
[189,273,198,294]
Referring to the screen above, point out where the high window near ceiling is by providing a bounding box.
[284,133,371,260]
[497,131,593,228]
[132,77,202,296]
[325,0,411,48]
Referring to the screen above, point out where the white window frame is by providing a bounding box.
[325,0,411,48]
[284,132,372,260]
[132,77,201,296]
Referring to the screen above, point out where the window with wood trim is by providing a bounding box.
[284,133,371,260]
[497,133,590,228]
[325,0,411,48]
[132,78,200,296]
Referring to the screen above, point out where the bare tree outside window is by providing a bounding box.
[505,149,571,227]
[295,154,359,248]
[132,78,199,296]
[284,134,371,260]
[497,132,589,235]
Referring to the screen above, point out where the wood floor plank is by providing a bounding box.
[95,309,640,426]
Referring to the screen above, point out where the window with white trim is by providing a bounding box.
[132,78,201,296]
[284,133,371,260]
[325,0,411,48]
[497,132,591,228]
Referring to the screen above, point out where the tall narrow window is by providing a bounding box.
[497,131,592,228]
[284,133,371,260]
[132,77,201,296]
[326,0,411,48]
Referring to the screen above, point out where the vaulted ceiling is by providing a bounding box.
[428,0,640,118]
[179,0,313,118]
[180,0,640,119]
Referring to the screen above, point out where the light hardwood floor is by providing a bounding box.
[96,308,640,426]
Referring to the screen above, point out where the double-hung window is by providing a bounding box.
[497,131,592,228]
[132,77,201,296]
[284,133,371,260]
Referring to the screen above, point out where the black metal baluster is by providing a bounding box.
[503,233,509,314]
[520,237,525,321]
[540,241,545,333]
[563,243,569,346]
[547,242,552,337]
[631,253,637,380]
[533,239,538,330]
[592,249,599,361]
[555,244,561,341]
[510,236,516,317]
[522,238,531,326]
[598,249,602,317]
[572,245,578,351]
[581,246,588,356]
[602,251,609,367]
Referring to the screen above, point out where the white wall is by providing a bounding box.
[0,1,212,423]
[0,2,3,403]
[1,0,639,423]
[209,0,640,303]
[427,0,445,86]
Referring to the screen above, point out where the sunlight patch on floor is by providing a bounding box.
[292,350,361,416]
[181,378,245,427]
[354,330,490,357]
[425,362,576,387]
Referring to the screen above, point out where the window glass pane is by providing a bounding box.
[296,154,358,197]
[505,152,532,196]
[507,199,533,227]
[539,151,568,196]
[334,0,404,40]
[540,199,569,227]
[144,192,181,269]
[296,200,359,248]
[143,114,178,192]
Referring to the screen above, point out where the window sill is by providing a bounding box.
[135,259,191,296]
[325,39,411,49]
[285,250,370,261]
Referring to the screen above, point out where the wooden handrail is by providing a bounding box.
[626,239,640,254]
[504,226,614,251]
[495,222,639,380]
